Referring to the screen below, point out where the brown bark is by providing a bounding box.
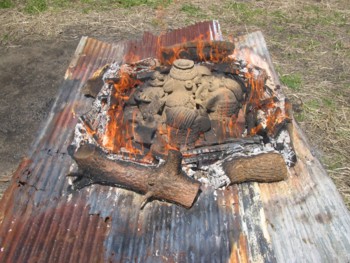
[70,144,201,208]
[223,153,287,184]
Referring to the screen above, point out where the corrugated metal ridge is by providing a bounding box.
[123,20,222,63]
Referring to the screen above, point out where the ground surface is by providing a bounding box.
[0,0,349,207]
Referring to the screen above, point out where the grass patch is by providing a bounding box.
[323,156,344,171]
[13,0,171,13]
[225,2,264,24]
[280,74,302,91]
[301,4,348,27]
[180,3,199,15]
[294,111,306,123]
[114,0,171,8]
[1,33,11,45]
[305,98,320,110]
[0,0,13,8]
[180,3,207,19]
[24,0,47,13]
[322,97,335,108]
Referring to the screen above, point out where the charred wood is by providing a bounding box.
[82,65,109,98]
[160,41,235,65]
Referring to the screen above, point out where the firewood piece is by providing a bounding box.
[70,144,201,208]
[82,64,109,98]
[223,153,287,184]
[160,41,235,65]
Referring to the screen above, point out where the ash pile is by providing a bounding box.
[68,40,296,208]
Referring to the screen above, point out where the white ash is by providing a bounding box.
[186,143,279,189]
[102,62,120,81]
[71,122,96,148]
[270,129,296,166]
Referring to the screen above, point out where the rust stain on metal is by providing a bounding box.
[0,158,32,224]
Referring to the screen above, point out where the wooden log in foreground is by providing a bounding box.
[70,144,201,208]
[223,152,288,184]
[70,145,287,208]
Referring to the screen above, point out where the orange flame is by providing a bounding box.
[99,35,289,160]
[102,68,142,153]
[158,35,235,66]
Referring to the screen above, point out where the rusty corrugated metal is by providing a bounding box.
[0,21,349,263]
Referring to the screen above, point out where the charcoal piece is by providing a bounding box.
[123,106,141,124]
[134,124,157,145]
[246,109,257,135]
[82,64,110,98]
[207,63,240,75]
[82,78,104,98]
[136,71,155,81]
[160,41,235,65]
[134,87,164,103]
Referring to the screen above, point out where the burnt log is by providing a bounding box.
[69,144,201,208]
[160,41,235,65]
[82,64,109,98]
[223,152,287,184]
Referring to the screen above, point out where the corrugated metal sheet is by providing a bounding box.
[0,21,349,262]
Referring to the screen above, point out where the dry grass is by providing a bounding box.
[0,0,349,207]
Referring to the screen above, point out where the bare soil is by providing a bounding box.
[0,0,349,207]
[0,39,78,194]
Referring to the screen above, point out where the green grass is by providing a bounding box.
[225,2,264,24]
[113,0,172,8]
[322,97,335,108]
[180,3,208,19]
[6,0,171,14]
[300,4,348,27]
[280,73,302,91]
[1,33,11,45]
[0,0,13,8]
[305,98,321,110]
[180,3,199,14]
[24,0,47,13]
[294,111,306,123]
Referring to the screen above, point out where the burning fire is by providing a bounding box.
[82,35,290,161]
